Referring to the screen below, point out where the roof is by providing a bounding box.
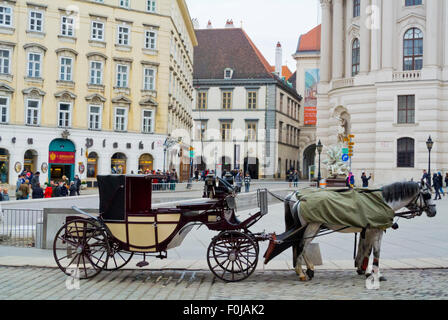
[194,28,273,80]
[296,24,321,53]
[268,65,293,80]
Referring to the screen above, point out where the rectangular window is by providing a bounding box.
[405,0,422,6]
[116,64,128,88]
[88,105,101,130]
[61,16,75,37]
[143,68,156,91]
[29,11,43,32]
[246,122,257,141]
[142,110,153,133]
[58,103,71,128]
[0,49,10,74]
[26,99,40,126]
[147,0,156,12]
[221,122,232,141]
[247,91,257,109]
[279,121,283,142]
[222,91,232,109]
[89,61,103,85]
[119,0,130,8]
[27,53,41,78]
[398,95,415,124]
[117,26,130,45]
[353,0,360,18]
[279,93,284,112]
[197,91,207,109]
[0,6,12,27]
[59,57,73,81]
[145,30,157,50]
[0,96,9,124]
[114,108,127,131]
[91,21,104,41]
[195,121,207,140]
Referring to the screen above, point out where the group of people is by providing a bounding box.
[222,169,252,193]
[345,172,373,189]
[422,170,448,200]
[287,170,300,187]
[136,169,179,191]
[12,169,82,200]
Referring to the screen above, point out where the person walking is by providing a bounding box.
[361,172,372,188]
[74,175,82,196]
[433,173,442,200]
[69,181,77,196]
[437,172,445,197]
[235,170,243,193]
[31,182,44,199]
[293,170,299,187]
[422,169,431,189]
[244,172,251,193]
[346,172,355,189]
[288,170,294,188]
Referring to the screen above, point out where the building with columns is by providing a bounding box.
[317,0,448,185]
[0,0,197,187]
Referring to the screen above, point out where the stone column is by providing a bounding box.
[425,0,439,67]
[332,0,344,79]
[381,0,393,70]
[320,0,332,82]
[370,0,381,71]
[360,0,371,73]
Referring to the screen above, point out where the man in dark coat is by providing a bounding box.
[433,173,442,200]
[30,172,40,190]
[422,170,431,189]
[361,172,372,188]
[31,182,44,199]
[74,175,82,196]
[60,182,68,197]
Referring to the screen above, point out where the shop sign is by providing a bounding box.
[49,151,75,164]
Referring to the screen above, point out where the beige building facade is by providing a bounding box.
[0,0,197,186]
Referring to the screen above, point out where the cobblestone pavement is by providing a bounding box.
[1,266,447,300]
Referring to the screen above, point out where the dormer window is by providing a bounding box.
[224,68,233,79]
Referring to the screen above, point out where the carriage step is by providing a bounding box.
[136,261,149,268]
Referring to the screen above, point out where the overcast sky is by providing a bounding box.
[185,0,321,72]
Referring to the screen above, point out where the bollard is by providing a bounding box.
[319,179,327,189]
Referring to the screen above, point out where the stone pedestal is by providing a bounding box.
[326,178,347,188]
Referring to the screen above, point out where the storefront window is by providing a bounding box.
[111,153,126,174]
[138,154,153,173]
[0,148,9,183]
[87,152,98,178]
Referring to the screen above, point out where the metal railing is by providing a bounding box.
[0,209,43,247]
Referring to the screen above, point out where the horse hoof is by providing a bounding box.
[379,276,387,282]
[357,269,365,275]
[299,275,307,282]
[306,269,314,279]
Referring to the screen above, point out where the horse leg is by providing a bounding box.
[372,230,386,282]
[295,223,320,281]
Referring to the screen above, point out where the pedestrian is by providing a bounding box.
[422,169,431,189]
[433,173,442,200]
[15,174,23,193]
[74,175,82,196]
[288,170,294,188]
[244,172,251,193]
[30,171,40,190]
[69,181,77,196]
[18,181,30,200]
[52,182,61,197]
[31,182,44,199]
[2,188,9,201]
[235,170,243,193]
[293,170,299,187]
[60,182,68,197]
[44,182,53,198]
[346,172,355,189]
[445,173,448,188]
[361,172,372,188]
[437,172,445,197]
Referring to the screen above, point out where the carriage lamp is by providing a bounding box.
[426,136,434,187]
[317,140,323,189]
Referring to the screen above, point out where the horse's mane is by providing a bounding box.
[381,181,419,203]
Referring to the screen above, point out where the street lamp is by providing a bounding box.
[426,136,434,188]
[316,140,323,189]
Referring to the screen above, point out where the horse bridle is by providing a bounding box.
[395,189,434,219]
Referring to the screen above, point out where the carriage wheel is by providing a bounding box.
[53,219,110,280]
[207,231,259,282]
[103,242,134,271]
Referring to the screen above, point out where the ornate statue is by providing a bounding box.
[322,144,349,178]
[335,113,350,143]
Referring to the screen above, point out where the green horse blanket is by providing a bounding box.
[295,188,395,230]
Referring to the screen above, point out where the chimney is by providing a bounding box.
[275,42,282,77]
[207,20,212,29]
[225,19,234,28]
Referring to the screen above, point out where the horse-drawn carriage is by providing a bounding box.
[53,174,270,282]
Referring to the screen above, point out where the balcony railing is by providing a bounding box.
[392,70,422,81]
[332,78,354,90]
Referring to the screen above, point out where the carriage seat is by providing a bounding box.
[176,199,219,216]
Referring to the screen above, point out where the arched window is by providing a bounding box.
[403,28,423,71]
[397,138,415,168]
[352,38,360,76]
